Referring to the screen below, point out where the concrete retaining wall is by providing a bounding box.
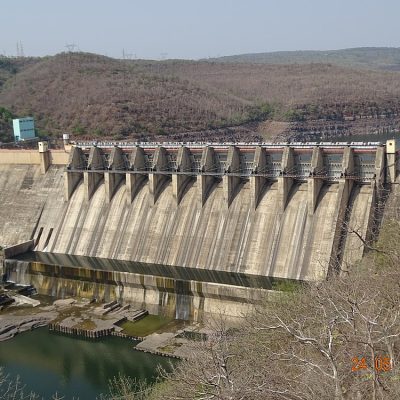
[3,240,34,258]
[0,150,68,165]
[0,150,41,164]
[48,151,69,165]
[4,259,264,320]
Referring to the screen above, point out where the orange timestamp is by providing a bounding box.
[352,356,392,372]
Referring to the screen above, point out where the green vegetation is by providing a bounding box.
[271,279,302,292]
[0,106,14,143]
[119,315,174,337]
[73,124,86,135]
[246,101,276,122]
[281,108,306,122]
[0,106,13,121]
[35,128,50,138]
[0,58,17,75]
[93,127,106,137]
[73,319,96,330]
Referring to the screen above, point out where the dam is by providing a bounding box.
[0,140,396,319]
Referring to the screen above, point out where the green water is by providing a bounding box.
[0,328,172,399]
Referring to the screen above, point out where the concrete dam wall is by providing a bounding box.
[0,142,385,282]
[35,176,346,281]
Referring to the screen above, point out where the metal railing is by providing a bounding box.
[65,167,376,182]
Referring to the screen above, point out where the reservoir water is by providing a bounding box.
[331,131,400,143]
[0,328,171,399]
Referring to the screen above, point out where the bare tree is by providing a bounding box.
[100,374,153,400]
[0,368,39,399]
[150,257,400,400]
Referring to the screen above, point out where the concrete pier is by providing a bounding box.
[172,146,193,205]
[149,147,170,204]
[251,146,268,209]
[198,146,217,207]
[126,146,147,203]
[308,146,324,214]
[49,323,114,339]
[65,146,86,201]
[104,146,125,202]
[84,147,105,201]
[223,145,241,207]
[278,146,295,212]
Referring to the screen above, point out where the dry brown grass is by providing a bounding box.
[1,53,400,141]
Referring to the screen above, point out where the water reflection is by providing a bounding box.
[0,328,171,399]
[332,132,400,143]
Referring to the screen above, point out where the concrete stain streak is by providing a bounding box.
[0,162,376,281]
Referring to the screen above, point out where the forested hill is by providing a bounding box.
[208,47,400,71]
[1,51,400,142]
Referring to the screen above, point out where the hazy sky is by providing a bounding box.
[1,0,399,59]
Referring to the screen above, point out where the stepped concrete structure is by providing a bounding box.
[0,140,395,319]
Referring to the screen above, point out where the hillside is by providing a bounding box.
[208,47,400,71]
[0,53,263,142]
[0,57,39,89]
[1,52,400,142]
[0,107,16,143]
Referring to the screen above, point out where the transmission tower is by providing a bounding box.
[16,41,24,57]
[65,43,77,53]
[122,49,135,60]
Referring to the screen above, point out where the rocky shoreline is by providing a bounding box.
[0,312,56,341]
[0,296,210,360]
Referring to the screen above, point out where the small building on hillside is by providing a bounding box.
[13,117,36,141]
